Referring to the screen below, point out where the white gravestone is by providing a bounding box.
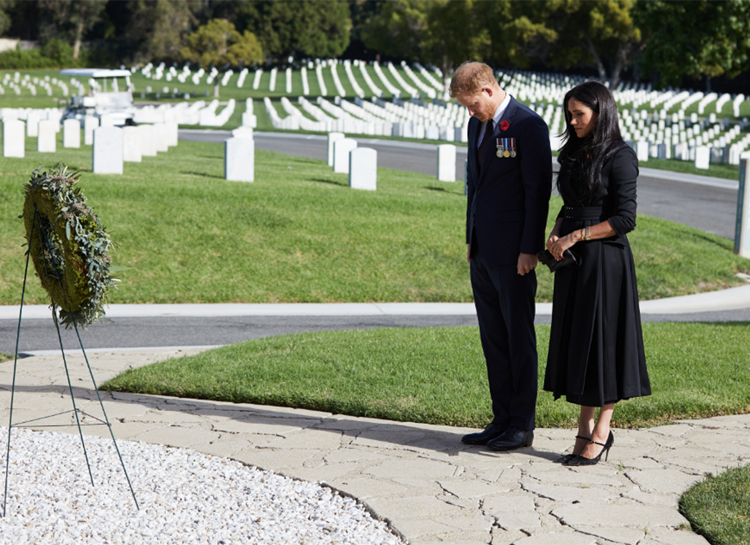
[92,126,123,174]
[84,116,98,145]
[26,112,41,137]
[242,112,257,128]
[231,127,253,139]
[333,138,357,174]
[327,132,345,166]
[349,148,377,191]
[138,124,156,157]
[735,158,750,258]
[37,120,56,152]
[636,140,649,162]
[3,119,24,157]
[224,137,254,182]
[63,118,80,148]
[123,126,142,162]
[153,123,169,152]
[99,115,117,127]
[166,121,178,147]
[48,109,62,132]
[695,146,710,170]
[437,144,456,182]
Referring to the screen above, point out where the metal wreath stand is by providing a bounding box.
[3,204,138,517]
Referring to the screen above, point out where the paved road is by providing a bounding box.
[181,130,739,240]
[5,307,750,355]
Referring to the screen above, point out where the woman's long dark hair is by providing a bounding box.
[558,81,624,200]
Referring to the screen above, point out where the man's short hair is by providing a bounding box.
[449,62,498,98]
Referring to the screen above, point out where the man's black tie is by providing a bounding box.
[478,119,493,172]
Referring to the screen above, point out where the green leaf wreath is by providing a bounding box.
[22,164,115,328]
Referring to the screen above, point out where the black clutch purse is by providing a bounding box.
[537,249,580,272]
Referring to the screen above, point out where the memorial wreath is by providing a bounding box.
[22,164,114,328]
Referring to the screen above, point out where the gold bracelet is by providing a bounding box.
[580,228,585,241]
[584,226,591,241]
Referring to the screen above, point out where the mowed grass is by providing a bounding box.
[101,322,750,429]
[1,135,748,306]
[680,465,750,545]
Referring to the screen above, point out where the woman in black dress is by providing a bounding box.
[544,81,651,466]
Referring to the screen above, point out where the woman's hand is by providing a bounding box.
[547,231,579,261]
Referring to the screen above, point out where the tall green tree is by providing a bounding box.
[179,18,262,69]
[125,0,199,62]
[362,0,488,93]
[636,0,750,89]
[39,0,107,59]
[483,0,558,69]
[0,0,15,37]
[237,0,350,63]
[541,0,641,88]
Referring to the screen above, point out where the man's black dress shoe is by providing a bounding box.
[461,422,507,445]
[486,427,534,451]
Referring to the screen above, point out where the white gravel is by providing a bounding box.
[0,426,405,544]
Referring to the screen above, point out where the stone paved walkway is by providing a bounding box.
[1,349,748,545]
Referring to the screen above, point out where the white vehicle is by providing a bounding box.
[60,68,136,126]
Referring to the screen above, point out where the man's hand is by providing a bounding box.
[517,253,537,276]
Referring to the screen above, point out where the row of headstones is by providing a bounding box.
[270,95,468,142]
[1,118,178,174]
[93,123,179,174]
[246,60,442,99]
[327,132,458,190]
[507,69,747,118]
[502,69,750,127]
[628,139,750,169]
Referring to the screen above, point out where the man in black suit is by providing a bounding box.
[450,62,551,451]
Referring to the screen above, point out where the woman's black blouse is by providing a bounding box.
[556,142,639,239]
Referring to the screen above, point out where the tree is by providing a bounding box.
[179,18,262,69]
[542,0,642,88]
[0,0,15,37]
[39,0,107,59]
[125,0,198,62]
[636,0,750,89]
[237,0,350,63]
[362,0,488,94]
[482,0,558,69]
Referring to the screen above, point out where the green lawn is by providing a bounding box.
[101,322,750,429]
[680,465,750,545]
[2,136,748,307]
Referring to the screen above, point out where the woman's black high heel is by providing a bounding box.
[555,435,591,464]
[563,431,614,466]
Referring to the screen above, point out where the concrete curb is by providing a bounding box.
[3,283,750,320]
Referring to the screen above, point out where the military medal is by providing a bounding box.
[495,137,504,158]
[509,138,517,158]
[502,138,510,158]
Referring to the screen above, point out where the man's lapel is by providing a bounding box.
[478,96,519,186]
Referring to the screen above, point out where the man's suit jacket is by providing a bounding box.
[466,96,552,266]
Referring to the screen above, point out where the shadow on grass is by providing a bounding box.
[180,171,225,180]
[309,178,347,187]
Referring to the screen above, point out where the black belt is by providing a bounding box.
[563,206,604,220]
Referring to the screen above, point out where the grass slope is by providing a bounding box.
[680,465,750,545]
[1,137,748,306]
[101,322,750,429]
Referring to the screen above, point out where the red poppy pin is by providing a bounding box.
[500,120,510,131]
